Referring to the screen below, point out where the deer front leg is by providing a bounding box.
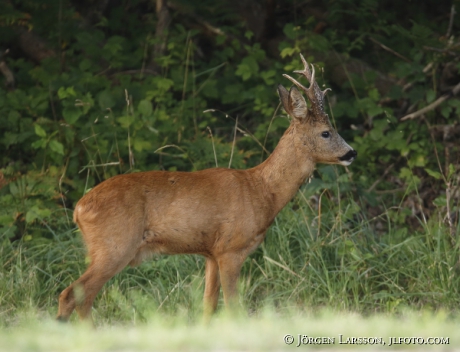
[217,253,246,314]
[203,257,221,319]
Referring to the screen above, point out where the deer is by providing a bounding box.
[56,53,357,322]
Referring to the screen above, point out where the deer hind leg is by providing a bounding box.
[57,225,143,321]
[217,253,246,313]
[73,260,126,320]
[56,265,97,322]
[56,284,78,322]
[203,257,221,319]
[56,254,132,322]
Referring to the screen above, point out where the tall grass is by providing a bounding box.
[1,165,459,327]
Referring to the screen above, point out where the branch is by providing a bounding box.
[369,37,412,63]
[423,45,457,57]
[0,61,15,88]
[400,81,460,121]
[0,49,15,88]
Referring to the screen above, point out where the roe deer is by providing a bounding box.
[57,53,357,322]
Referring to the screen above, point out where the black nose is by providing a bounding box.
[339,150,357,161]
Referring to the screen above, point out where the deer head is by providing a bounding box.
[278,54,357,166]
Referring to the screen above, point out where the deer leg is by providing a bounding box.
[57,269,95,322]
[57,251,135,322]
[57,264,108,321]
[203,257,220,319]
[217,253,246,313]
[56,284,78,322]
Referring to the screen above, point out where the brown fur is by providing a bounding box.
[56,56,357,322]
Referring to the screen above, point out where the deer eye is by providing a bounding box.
[321,131,330,138]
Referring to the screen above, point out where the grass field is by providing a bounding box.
[1,309,458,351]
[1,165,459,351]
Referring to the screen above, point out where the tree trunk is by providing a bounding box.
[150,0,171,69]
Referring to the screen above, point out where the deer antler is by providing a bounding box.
[283,53,331,118]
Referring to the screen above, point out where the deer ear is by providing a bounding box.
[288,86,308,120]
[277,84,292,116]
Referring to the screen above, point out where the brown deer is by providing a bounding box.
[56,53,357,322]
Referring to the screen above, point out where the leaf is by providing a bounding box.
[25,210,37,223]
[156,78,174,91]
[117,115,135,128]
[368,88,380,101]
[63,106,82,124]
[133,139,152,152]
[433,195,447,207]
[34,124,47,137]
[236,63,252,81]
[49,140,64,155]
[426,89,435,103]
[261,70,276,85]
[103,36,124,56]
[424,168,442,180]
[79,59,92,71]
[280,47,297,58]
[399,167,413,180]
[283,23,297,40]
[368,105,383,117]
[138,99,153,117]
[236,56,259,81]
[448,98,460,110]
[441,105,452,118]
[57,86,77,100]
[344,240,355,248]
[411,21,433,40]
[25,205,51,224]
[244,31,254,40]
[0,214,14,226]
[80,93,94,114]
[31,139,47,149]
[98,90,116,109]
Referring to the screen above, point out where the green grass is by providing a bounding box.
[1,309,459,351]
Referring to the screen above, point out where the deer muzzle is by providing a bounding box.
[338,149,358,166]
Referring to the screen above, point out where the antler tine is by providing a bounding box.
[322,88,332,96]
[282,74,309,95]
[293,53,312,81]
[281,54,313,95]
[291,53,321,98]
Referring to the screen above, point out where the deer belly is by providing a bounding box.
[140,227,215,256]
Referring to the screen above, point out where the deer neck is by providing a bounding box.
[253,123,315,217]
